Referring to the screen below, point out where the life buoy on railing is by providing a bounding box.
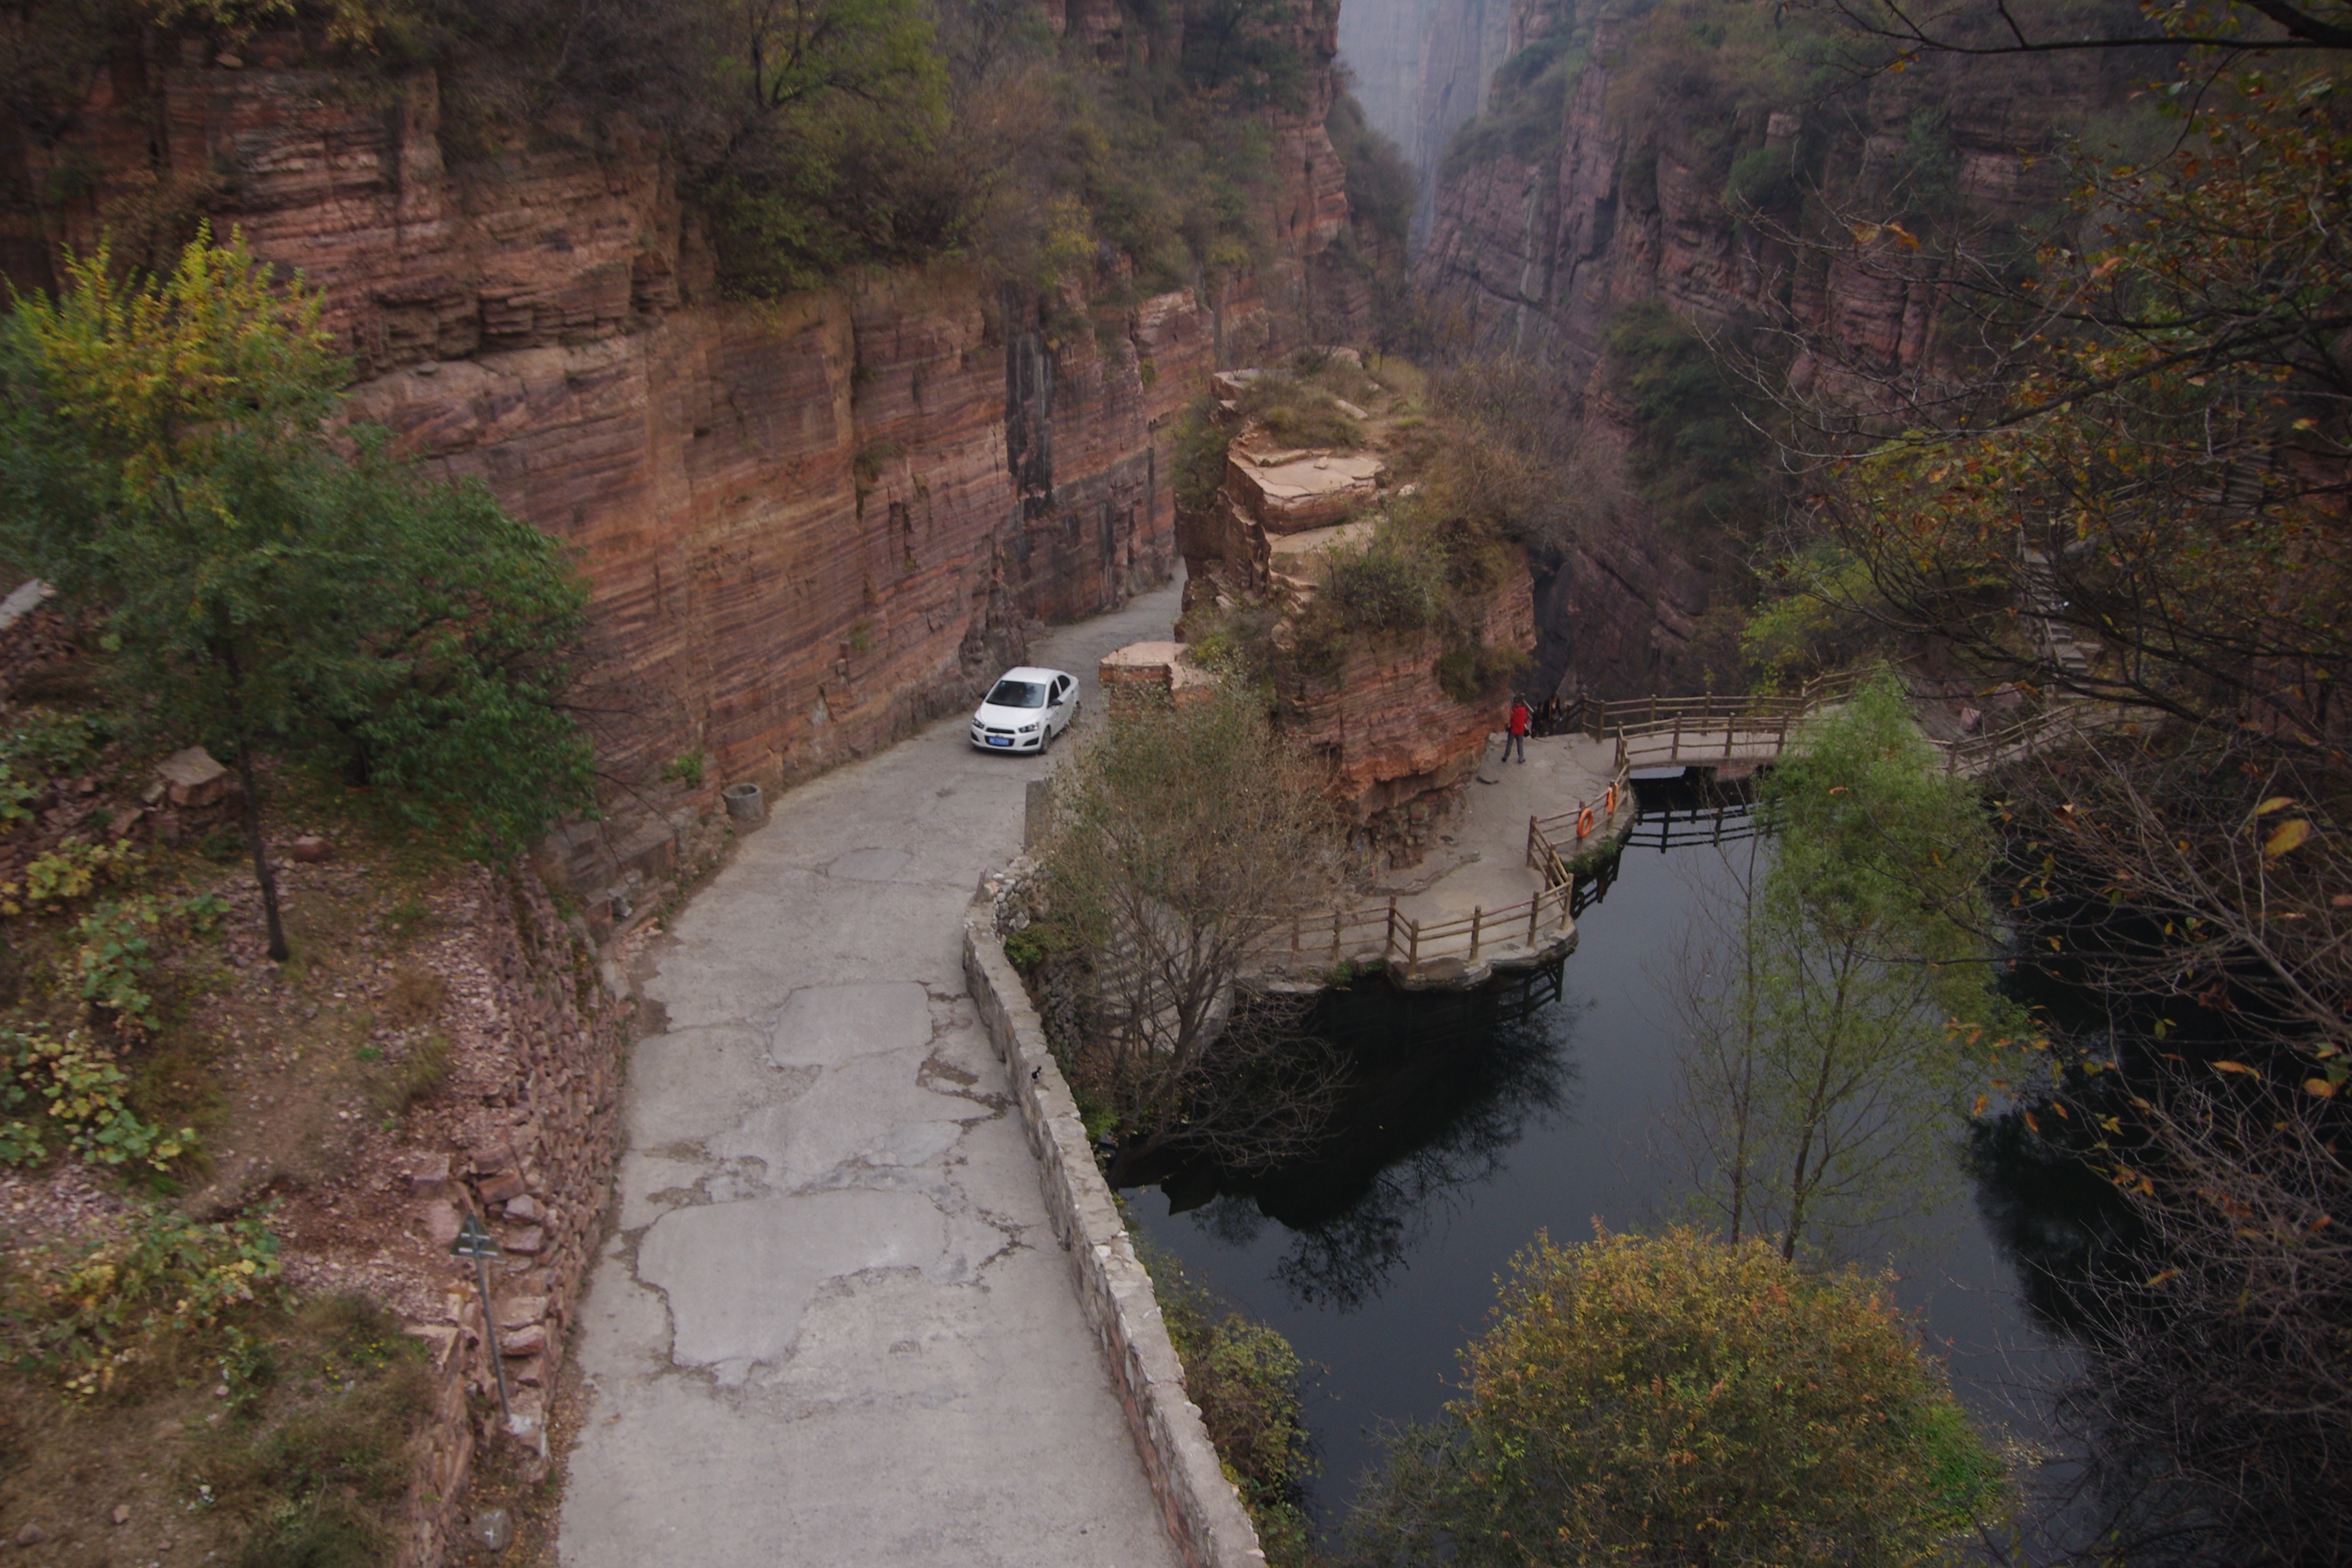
[1576,806,1596,840]
[1603,783,1617,816]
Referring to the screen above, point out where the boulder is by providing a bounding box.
[155,747,231,810]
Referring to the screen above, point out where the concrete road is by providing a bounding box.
[561,583,1186,1568]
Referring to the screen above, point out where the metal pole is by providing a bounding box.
[474,1248,512,1429]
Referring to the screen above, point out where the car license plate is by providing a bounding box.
[986,736,1012,747]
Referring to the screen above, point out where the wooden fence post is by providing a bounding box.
[1385,896,1398,962]
[1526,893,1540,945]
[1469,907,1483,961]
[1330,909,1343,963]
[1671,710,1683,761]
[1405,917,1420,975]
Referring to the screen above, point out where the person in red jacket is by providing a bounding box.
[1506,697,1531,763]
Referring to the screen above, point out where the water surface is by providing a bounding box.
[1131,780,2062,1526]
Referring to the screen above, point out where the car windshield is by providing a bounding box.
[986,679,1047,709]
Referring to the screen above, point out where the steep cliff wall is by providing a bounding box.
[1337,0,1514,246]
[1412,0,2139,696]
[0,7,1362,909]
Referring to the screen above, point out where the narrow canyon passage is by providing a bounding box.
[559,583,1186,1568]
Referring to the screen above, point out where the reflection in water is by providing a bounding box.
[1141,966,1582,1310]
[1135,775,2060,1529]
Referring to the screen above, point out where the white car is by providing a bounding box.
[970,666,1079,752]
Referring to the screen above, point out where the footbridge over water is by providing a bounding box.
[1558,673,2151,782]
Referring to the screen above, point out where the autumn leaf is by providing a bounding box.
[2306,1078,2338,1098]
[2145,1269,2179,1287]
[2250,795,2296,817]
[2211,1060,2261,1078]
[2262,819,2312,859]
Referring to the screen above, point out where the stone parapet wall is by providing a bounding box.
[961,913,1267,1568]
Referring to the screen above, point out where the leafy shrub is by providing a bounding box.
[1236,373,1364,451]
[0,835,140,915]
[1320,532,1440,635]
[7,1201,281,1396]
[0,708,114,779]
[1171,395,1235,518]
[0,1027,194,1169]
[662,749,707,788]
[70,896,164,1031]
[1346,1227,2008,1566]
[1432,642,1530,704]
[0,761,34,831]
[1144,1244,1317,1566]
[1725,142,1797,223]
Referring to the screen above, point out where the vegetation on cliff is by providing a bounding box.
[0,0,1379,305]
[1,227,595,958]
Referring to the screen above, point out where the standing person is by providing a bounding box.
[1506,696,1531,763]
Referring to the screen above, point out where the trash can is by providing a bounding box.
[722,781,765,826]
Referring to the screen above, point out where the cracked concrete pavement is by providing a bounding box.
[559,583,1186,1568]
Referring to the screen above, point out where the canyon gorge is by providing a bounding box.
[1342,0,2143,698]
[0,0,2145,880]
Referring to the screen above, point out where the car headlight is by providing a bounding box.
[1018,721,1042,733]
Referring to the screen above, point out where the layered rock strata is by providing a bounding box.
[1410,0,2137,696]
[0,12,1367,911]
[1174,373,1532,861]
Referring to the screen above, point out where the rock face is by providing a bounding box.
[1410,0,2137,696]
[1174,376,1531,858]
[1339,0,1516,245]
[0,10,1360,903]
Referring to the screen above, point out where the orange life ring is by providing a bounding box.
[1576,806,1596,840]
[1603,783,1618,816]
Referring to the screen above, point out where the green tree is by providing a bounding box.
[1664,679,2012,1260]
[1040,684,1343,1183]
[1345,1227,2007,1567]
[0,227,594,960]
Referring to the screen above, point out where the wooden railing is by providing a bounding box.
[1257,880,1578,979]
[1524,752,1635,889]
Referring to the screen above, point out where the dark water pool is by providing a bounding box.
[1130,780,2063,1527]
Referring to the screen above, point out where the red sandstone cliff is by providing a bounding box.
[1411,0,2139,697]
[0,5,1364,912]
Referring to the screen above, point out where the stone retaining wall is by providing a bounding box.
[961,912,1268,1568]
[396,866,633,1568]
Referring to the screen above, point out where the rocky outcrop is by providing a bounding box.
[1288,574,1532,829]
[1172,365,1532,859]
[0,7,1372,909]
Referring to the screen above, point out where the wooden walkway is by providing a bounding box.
[1247,748,1634,991]
[1241,676,2151,995]
[1559,673,2147,780]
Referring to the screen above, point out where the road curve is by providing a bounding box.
[560,583,1187,1568]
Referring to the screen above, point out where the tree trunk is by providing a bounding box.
[235,745,290,961]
